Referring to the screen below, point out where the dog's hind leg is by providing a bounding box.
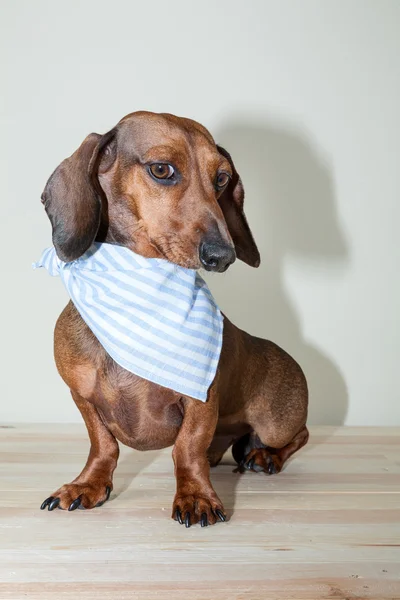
[207,434,239,467]
[40,391,120,511]
[232,426,309,474]
[208,424,253,467]
[232,341,309,475]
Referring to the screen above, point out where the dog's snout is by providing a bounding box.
[199,241,236,273]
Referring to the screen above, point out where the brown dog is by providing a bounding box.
[39,111,308,527]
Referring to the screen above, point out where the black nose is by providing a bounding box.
[199,241,236,272]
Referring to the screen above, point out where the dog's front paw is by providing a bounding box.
[40,481,112,511]
[172,494,227,528]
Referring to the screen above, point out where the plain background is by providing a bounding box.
[1,0,399,425]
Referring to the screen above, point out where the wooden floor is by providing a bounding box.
[0,425,399,599]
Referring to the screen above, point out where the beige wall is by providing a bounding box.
[2,0,399,424]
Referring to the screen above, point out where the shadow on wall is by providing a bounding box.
[209,117,349,426]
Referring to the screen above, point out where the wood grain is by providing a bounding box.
[0,425,399,599]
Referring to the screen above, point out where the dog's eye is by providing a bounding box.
[149,163,175,180]
[215,172,230,190]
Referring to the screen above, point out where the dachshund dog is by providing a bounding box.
[39,111,308,527]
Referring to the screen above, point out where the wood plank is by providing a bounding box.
[0,424,399,599]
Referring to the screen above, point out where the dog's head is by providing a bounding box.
[41,111,260,272]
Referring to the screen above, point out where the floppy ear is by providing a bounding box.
[41,130,116,262]
[216,145,260,267]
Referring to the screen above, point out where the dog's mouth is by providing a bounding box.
[149,236,199,270]
[148,235,236,272]
[201,261,232,274]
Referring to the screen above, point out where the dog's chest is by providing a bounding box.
[92,364,183,451]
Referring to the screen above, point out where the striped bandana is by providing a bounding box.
[33,242,223,402]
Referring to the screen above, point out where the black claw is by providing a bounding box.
[96,486,112,507]
[175,509,183,525]
[68,497,81,511]
[201,513,208,527]
[216,509,226,522]
[48,497,60,511]
[40,496,54,510]
[246,458,255,470]
[185,511,191,528]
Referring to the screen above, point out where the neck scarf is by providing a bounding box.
[33,242,223,402]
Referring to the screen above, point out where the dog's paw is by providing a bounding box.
[235,448,283,475]
[40,482,112,511]
[171,494,227,528]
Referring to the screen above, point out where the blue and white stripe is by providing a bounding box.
[33,242,223,401]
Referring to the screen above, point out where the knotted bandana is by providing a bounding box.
[33,242,223,401]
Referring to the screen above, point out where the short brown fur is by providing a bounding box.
[40,112,308,526]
